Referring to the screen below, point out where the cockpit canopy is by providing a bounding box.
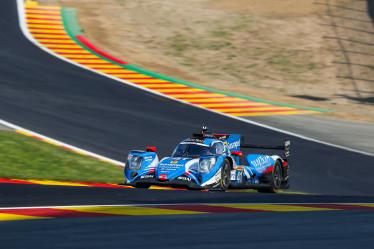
[172,140,225,158]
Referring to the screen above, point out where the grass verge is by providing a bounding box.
[0,131,123,183]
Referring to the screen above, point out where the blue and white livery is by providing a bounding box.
[124,127,290,192]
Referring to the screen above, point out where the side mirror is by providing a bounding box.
[231,151,243,157]
[146,146,157,152]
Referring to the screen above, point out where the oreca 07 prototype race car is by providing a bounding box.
[124,127,290,192]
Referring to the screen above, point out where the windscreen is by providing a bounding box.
[172,143,212,157]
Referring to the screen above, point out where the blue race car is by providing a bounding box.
[124,126,290,192]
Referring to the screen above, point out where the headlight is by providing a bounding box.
[199,158,216,173]
[127,155,142,170]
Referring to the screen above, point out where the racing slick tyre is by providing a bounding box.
[135,183,151,189]
[218,159,231,191]
[257,160,282,193]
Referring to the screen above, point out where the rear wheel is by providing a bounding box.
[218,159,231,191]
[258,160,282,193]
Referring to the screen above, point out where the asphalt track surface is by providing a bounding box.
[1,211,374,249]
[1,0,374,248]
[1,184,374,249]
[3,183,374,208]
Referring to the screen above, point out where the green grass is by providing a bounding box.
[168,33,190,55]
[211,27,231,38]
[0,131,123,183]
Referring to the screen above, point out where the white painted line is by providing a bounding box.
[14,0,374,158]
[0,119,125,166]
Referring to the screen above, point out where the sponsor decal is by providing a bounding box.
[170,160,179,164]
[177,176,192,182]
[184,138,204,143]
[216,135,228,140]
[140,174,155,179]
[250,155,273,168]
[230,170,236,181]
[226,140,240,150]
[143,156,153,161]
[160,163,184,169]
[230,170,243,182]
[159,174,167,180]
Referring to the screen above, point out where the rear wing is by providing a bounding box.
[241,140,290,160]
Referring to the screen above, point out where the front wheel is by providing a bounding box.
[257,160,282,193]
[218,159,231,191]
